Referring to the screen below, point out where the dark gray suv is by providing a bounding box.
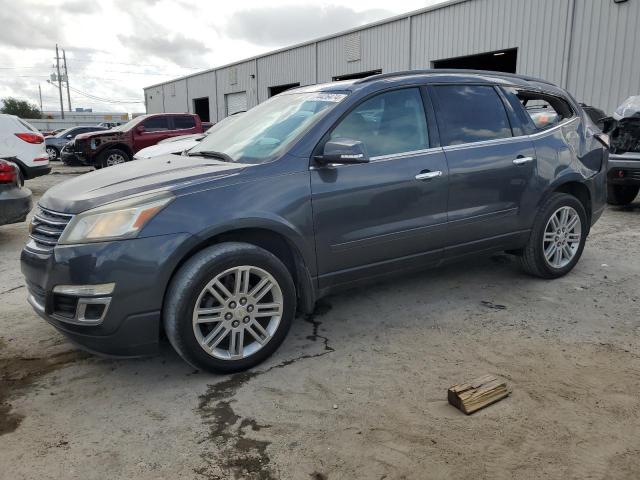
[21,70,608,373]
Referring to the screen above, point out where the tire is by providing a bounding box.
[607,184,639,206]
[163,242,296,373]
[519,193,588,279]
[46,146,59,161]
[99,148,130,168]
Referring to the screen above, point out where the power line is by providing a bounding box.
[67,85,143,104]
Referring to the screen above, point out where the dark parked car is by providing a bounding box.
[606,96,640,205]
[45,126,108,161]
[69,113,203,168]
[0,158,32,226]
[21,70,608,373]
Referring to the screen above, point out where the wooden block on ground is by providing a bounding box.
[448,374,509,415]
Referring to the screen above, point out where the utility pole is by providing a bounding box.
[55,44,65,119]
[62,48,72,112]
[38,84,43,113]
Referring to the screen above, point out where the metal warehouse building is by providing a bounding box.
[144,0,640,121]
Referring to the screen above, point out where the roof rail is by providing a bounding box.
[354,69,556,86]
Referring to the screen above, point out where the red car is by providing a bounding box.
[70,113,203,168]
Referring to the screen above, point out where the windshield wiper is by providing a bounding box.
[187,150,233,162]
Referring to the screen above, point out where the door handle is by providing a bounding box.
[415,170,443,181]
[513,156,535,166]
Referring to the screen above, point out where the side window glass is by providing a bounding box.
[142,117,170,132]
[432,85,512,146]
[508,88,575,131]
[330,88,429,158]
[174,116,196,130]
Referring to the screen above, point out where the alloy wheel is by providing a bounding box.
[192,265,283,360]
[46,147,57,160]
[106,153,126,166]
[542,206,582,268]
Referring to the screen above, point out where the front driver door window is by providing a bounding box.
[310,87,449,288]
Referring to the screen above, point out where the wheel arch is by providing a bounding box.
[540,174,592,229]
[164,225,317,316]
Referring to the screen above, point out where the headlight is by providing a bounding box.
[58,191,174,245]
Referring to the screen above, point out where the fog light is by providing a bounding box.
[53,283,115,296]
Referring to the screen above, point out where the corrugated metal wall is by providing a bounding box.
[411,0,571,86]
[567,0,640,113]
[317,18,410,82]
[215,61,258,120]
[257,45,316,103]
[145,0,639,118]
[162,79,188,113]
[187,71,217,121]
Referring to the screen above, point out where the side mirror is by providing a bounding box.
[600,116,616,134]
[315,139,369,165]
[136,125,145,134]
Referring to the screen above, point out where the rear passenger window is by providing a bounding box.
[431,85,512,146]
[330,88,429,158]
[143,117,170,132]
[507,89,575,131]
[174,116,196,130]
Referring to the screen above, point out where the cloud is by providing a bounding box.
[116,33,210,67]
[225,5,393,46]
[0,2,63,49]
[59,1,102,14]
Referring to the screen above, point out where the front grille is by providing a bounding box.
[26,206,73,254]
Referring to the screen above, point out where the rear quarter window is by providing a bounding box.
[173,116,196,130]
[431,85,512,146]
[506,88,575,131]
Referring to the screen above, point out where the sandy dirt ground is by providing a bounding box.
[1,164,639,480]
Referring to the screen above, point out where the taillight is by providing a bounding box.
[0,160,17,184]
[15,132,44,144]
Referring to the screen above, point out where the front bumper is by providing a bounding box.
[61,150,84,166]
[21,232,191,357]
[608,153,640,185]
[0,186,32,225]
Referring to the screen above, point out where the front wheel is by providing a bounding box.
[607,184,639,206]
[519,193,588,279]
[100,148,130,168]
[163,242,296,373]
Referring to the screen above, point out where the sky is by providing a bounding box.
[0,0,443,114]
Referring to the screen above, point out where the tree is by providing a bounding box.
[0,97,41,119]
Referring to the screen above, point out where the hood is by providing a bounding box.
[159,133,205,144]
[75,129,122,142]
[40,154,247,213]
[613,96,640,121]
[135,138,200,159]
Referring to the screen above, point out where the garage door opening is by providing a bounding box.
[225,91,247,116]
[432,49,517,73]
[193,97,210,122]
[269,83,300,97]
[332,69,382,81]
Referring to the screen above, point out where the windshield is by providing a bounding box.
[55,127,75,138]
[112,116,146,132]
[188,92,347,163]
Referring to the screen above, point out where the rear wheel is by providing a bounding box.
[607,184,639,206]
[100,148,130,168]
[519,193,587,279]
[46,146,59,161]
[163,242,296,373]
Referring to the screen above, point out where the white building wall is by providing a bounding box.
[257,44,316,102]
[145,0,640,118]
[317,18,410,82]
[186,71,217,121]
[162,79,188,113]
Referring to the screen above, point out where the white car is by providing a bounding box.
[134,112,244,160]
[0,114,50,180]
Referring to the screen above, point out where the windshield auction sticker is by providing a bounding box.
[307,93,347,103]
